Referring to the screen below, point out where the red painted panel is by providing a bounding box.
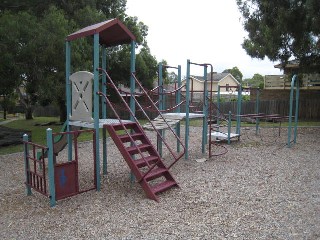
[54,161,78,200]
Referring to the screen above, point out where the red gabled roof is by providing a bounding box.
[66,18,136,47]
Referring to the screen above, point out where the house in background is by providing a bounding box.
[264,60,320,90]
[251,60,320,120]
[178,72,241,101]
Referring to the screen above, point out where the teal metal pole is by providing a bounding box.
[23,134,32,196]
[130,41,136,183]
[236,85,242,135]
[176,65,181,153]
[158,63,164,111]
[185,59,191,159]
[65,41,73,161]
[294,77,299,143]
[157,63,163,156]
[217,85,221,130]
[102,46,107,175]
[102,46,107,119]
[288,75,299,147]
[202,65,208,153]
[130,41,136,121]
[93,33,101,191]
[46,128,56,207]
[228,111,231,144]
[255,88,260,135]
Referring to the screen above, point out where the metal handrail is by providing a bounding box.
[131,73,186,167]
[97,68,185,180]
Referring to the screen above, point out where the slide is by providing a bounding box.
[37,122,81,159]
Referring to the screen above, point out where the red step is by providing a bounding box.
[119,132,144,143]
[151,180,178,195]
[126,143,151,154]
[134,155,159,168]
[105,122,179,201]
[145,167,168,181]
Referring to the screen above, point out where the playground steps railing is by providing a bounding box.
[105,122,178,201]
[98,68,185,201]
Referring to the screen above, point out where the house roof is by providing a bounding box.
[274,60,300,69]
[193,72,230,82]
[191,72,239,85]
[66,18,136,47]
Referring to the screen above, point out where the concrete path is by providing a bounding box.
[0,118,18,125]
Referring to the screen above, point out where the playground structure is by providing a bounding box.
[23,19,188,206]
[22,19,300,206]
[160,65,299,155]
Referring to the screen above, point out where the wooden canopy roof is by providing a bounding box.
[66,18,136,47]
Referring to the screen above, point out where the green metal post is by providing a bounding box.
[102,46,107,175]
[46,128,56,207]
[157,63,164,156]
[130,40,136,183]
[236,85,242,135]
[65,41,73,161]
[294,78,299,143]
[255,88,260,135]
[176,65,182,153]
[288,75,299,147]
[23,134,32,196]
[130,41,136,121]
[202,65,208,152]
[228,111,231,144]
[158,63,164,111]
[185,60,191,159]
[93,33,101,191]
[217,85,221,130]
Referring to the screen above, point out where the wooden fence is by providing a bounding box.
[28,98,320,121]
[217,99,320,120]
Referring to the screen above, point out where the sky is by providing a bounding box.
[125,0,283,79]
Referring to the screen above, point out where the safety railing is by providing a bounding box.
[97,68,186,178]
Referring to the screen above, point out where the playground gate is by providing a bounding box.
[23,129,97,206]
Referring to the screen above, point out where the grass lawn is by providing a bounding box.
[0,117,115,155]
[1,116,319,155]
[0,117,63,155]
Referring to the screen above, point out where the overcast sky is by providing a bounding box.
[125,0,283,79]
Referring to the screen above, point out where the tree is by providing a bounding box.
[0,0,157,121]
[0,11,42,119]
[247,73,264,89]
[167,72,178,84]
[236,0,320,73]
[223,66,243,83]
[0,91,17,120]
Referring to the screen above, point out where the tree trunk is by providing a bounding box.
[3,109,7,120]
[25,106,33,120]
[58,100,67,123]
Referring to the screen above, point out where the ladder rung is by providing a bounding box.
[151,180,177,194]
[111,122,137,131]
[145,167,167,181]
[126,143,151,153]
[118,132,144,142]
[135,155,159,168]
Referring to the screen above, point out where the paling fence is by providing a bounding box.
[29,98,319,121]
[217,99,320,120]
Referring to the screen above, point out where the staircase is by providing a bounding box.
[105,121,179,201]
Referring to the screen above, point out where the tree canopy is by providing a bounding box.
[223,66,243,83]
[0,0,159,120]
[244,73,264,89]
[236,0,320,73]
